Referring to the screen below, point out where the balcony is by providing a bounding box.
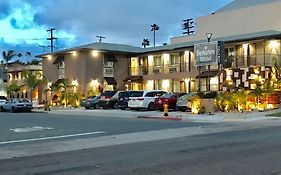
[130,62,198,76]
[222,54,281,68]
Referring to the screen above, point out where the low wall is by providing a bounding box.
[202,99,215,113]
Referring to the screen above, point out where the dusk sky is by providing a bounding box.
[0,0,232,59]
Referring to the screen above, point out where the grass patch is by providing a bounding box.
[266,112,281,117]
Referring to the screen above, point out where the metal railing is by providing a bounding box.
[223,54,281,68]
[130,62,198,76]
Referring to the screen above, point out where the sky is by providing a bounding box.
[0,0,233,60]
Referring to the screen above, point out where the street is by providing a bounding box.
[0,111,281,175]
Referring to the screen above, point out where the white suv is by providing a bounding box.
[128,90,167,110]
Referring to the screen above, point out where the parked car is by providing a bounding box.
[0,96,7,103]
[0,98,33,112]
[80,96,99,109]
[154,92,187,111]
[117,91,138,110]
[176,93,196,112]
[128,90,167,110]
[97,91,118,109]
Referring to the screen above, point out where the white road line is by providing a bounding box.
[0,131,106,145]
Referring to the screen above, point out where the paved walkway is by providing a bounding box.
[34,107,281,123]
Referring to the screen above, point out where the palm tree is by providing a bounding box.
[6,82,21,98]
[22,70,46,103]
[2,50,22,69]
[141,38,150,48]
[151,24,159,47]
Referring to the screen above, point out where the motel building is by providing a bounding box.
[37,0,281,100]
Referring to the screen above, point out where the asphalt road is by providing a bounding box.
[1,124,281,175]
[0,112,210,145]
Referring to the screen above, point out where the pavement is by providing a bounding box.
[37,107,281,123]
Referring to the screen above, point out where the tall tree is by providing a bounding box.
[141,38,150,48]
[151,24,159,47]
[22,70,46,103]
[2,50,16,69]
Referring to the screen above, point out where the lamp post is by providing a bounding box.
[206,33,212,92]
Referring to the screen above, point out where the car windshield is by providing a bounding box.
[160,93,174,98]
[18,99,30,103]
[130,91,144,97]
[101,91,116,97]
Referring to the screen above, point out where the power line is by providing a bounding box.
[47,28,57,52]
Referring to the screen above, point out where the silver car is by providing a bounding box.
[0,99,33,112]
[176,93,196,112]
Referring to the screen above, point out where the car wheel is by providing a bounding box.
[0,106,4,112]
[148,103,155,111]
[180,108,186,112]
[85,107,90,110]
[113,102,119,109]
[94,103,99,109]
[121,107,126,110]
[12,107,17,113]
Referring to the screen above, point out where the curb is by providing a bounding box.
[138,115,182,121]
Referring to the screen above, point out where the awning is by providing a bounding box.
[104,77,117,85]
[196,70,219,78]
[53,56,64,64]
[104,54,117,62]
[123,76,143,82]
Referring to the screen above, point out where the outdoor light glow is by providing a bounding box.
[146,80,154,90]
[162,79,170,91]
[148,55,153,66]
[90,79,99,87]
[47,55,52,60]
[72,51,77,56]
[47,82,52,89]
[269,40,279,49]
[71,80,79,87]
[92,50,99,57]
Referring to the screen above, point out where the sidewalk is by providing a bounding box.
[37,107,281,123]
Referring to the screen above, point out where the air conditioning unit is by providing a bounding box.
[103,68,114,77]
[153,68,161,73]
[169,67,178,73]
[104,62,114,67]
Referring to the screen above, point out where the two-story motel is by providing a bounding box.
[37,0,281,97]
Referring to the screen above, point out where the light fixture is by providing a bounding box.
[206,33,213,42]
[47,55,52,60]
[92,50,99,57]
[269,40,279,49]
[72,51,77,56]
[90,79,99,87]
[71,80,79,87]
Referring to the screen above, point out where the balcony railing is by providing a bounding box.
[222,54,281,68]
[130,62,197,76]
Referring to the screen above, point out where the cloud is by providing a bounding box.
[0,0,232,56]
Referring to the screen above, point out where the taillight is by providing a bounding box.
[98,96,101,99]
[137,98,144,101]
[105,96,111,99]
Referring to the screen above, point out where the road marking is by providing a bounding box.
[10,126,54,133]
[0,131,106,145]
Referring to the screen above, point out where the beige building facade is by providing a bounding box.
[38,0,281,95]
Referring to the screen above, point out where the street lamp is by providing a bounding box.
[206,33,213,92]
[206,33,213,42]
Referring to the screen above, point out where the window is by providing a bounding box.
[210,76,219,91]
[170,54,180,65]
[153,55,162,66]
[200,78,207,92]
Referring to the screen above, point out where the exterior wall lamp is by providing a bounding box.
[206,33,213,42]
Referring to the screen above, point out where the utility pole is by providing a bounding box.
[96,35,106,43]
[47,28,57,52]
[182,18,195,35]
